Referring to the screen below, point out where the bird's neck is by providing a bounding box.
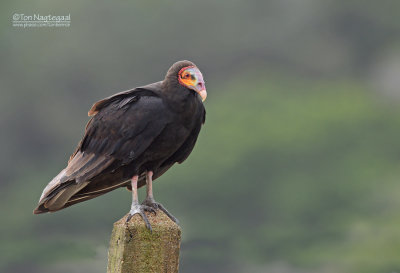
[162,80,197,112]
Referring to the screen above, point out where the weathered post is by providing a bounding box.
[107,211,181,273]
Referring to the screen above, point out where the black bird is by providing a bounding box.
[34,60,207,230]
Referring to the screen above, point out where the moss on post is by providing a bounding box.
[107,211,181,273]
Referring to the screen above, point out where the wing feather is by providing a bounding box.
[34,87,171,214]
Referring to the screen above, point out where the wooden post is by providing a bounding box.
[107,211,181,273]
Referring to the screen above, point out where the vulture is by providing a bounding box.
[34,60,207,230]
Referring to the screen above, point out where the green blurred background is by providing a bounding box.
[1,0,400,272]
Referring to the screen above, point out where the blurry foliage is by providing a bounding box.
[1,0,400,272]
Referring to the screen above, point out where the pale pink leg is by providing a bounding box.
[142,170,179,224]
[126,175,155,231]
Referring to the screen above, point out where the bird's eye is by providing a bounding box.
[182,73,190,79]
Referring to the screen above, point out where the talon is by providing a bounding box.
[127,204,153,231]
[141,199,178,224]
[158,204,179,223]
[139,211,152,232]
[143,205,157,215]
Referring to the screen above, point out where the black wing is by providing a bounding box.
[34,85,171,213]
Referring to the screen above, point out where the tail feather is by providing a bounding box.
[43,182,89,211]
[34,151,116,214]
[33,169,88,214]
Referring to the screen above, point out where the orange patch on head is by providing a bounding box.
[178,65,207,101]
[178,66,196,87]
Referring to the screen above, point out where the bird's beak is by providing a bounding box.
[197,88,207,102]
[196,85,207,102]
[194,70,207,102]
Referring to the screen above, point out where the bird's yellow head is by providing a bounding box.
[178,66,207,101]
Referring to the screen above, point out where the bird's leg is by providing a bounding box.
[126,175,156,231]
[141,171,179,224]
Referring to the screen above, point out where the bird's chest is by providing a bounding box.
[175,96,204,129]
[139,96,203,162]
[142,110,201,161]
[151,122,190,151]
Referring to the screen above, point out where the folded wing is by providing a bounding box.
[34,86,171,214]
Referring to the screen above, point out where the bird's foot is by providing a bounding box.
[126,203,156,231]
[141,198,179,224]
